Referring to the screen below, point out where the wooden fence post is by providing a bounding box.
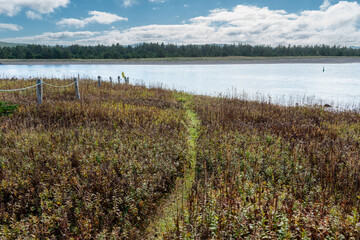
[37,79,42,105]
[110,77,113,87]
[118,76,121,85]
[98,76,101,87]
[74,77,80,100]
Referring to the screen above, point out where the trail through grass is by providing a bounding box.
[146,93,200,239]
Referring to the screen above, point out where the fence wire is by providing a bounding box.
[42,82,76,88]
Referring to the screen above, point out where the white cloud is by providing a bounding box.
[0,23,22,31]
[320,0,332,11]
[1,31,99,45]
[86,11,127,24]
[123,0,136,7]
[57,18,88,28]
[0,0,69,16]
[26,11,42,20]
[3,2,360,47]
[149,0,166,3]
[57,11,128,28]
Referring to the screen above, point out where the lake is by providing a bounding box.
[1,63,359,108]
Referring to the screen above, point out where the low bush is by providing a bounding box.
[0,101,18,116]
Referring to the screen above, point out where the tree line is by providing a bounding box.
[0,43,359,59]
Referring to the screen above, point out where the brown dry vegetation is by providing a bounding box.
[1,78,360,239]
[0,79,188,239]
[165,96,360,239]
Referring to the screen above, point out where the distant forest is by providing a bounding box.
[0,43,360,59]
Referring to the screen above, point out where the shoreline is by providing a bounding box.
[1,56,360,65]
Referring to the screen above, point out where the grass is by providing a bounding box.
[1,78,360,239]
[145,93,200,239]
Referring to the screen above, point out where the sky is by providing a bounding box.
[0,0,359,46]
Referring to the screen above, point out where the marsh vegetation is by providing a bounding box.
[166,96,360,239]
[0,78,359,239]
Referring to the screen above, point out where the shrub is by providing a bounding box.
[0,101,18,116]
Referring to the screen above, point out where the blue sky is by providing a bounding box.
[0,0,359,46]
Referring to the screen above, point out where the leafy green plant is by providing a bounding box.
[0,101,18,116]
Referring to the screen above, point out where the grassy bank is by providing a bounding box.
[1,79,360,239]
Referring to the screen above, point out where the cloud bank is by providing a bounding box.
[0,0,69,16]
[26,11,43,20]
[0,23,22,31]
[123,0,137,8]
[57,11,128,28]
[1,31,99,45]
[3,1,360,46]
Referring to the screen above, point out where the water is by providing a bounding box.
[0,63,359,108]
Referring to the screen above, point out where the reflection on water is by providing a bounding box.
[0,63,359,108]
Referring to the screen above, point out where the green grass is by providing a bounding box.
[145,93,200,239]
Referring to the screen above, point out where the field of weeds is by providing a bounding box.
[1,78,360,239]
[166,96,360,239]
[0,79,188,238]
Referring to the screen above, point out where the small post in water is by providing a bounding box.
[74,77,80,100]
[126,77,129,84]
[37,79,43,105]
[118,76,121,85]
[98,76,101,87]
[110,77,113,87]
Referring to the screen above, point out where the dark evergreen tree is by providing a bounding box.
[1,43,359,59]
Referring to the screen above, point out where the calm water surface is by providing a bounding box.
[1,63,359,108]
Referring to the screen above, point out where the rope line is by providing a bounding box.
[42,82,76,88]
[79,79,95,84]
[0,80,77,92]
[0,78,127,92]
[0,83,41,92]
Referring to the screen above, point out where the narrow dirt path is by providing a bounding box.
[146,93,200,239]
